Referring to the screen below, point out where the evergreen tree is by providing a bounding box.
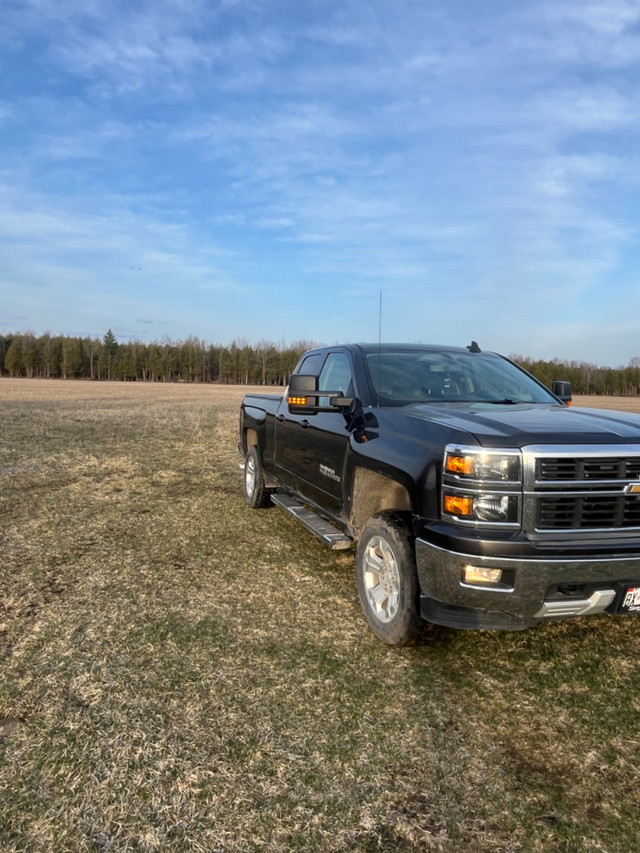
[101,329,119,381]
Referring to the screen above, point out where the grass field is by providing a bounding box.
[1,380,639,853]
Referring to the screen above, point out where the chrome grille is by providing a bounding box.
[523,445,640,537]
[538,495,640,529]
[537,457,640,481]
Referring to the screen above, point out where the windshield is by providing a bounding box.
[365,350,558,407]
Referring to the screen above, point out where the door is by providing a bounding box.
[275,351,355,514]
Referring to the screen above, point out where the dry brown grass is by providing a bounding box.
[1,380,639,852]
[574,395,640,411]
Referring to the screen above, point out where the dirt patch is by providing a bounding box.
[0,717,24,738]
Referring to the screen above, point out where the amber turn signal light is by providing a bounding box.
[443,494,474,515]
[288,396,307,405]
[445,455,476,476]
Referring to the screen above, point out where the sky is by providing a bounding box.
[2,0,640,365]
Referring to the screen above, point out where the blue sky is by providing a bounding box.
[2,0,640,365]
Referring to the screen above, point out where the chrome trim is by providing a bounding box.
[534,488,634,497]
[415,536,640,621]
[523,442,640,457]
[522,444,640,491]
[532,526,640,537]
[537,479,638,490]
[521,443,640,538]
[440,515,521,530]
[442,483,521,496]
[534,589,616,619]
[460,579,515,593]
[443,443,522,487]
[441,487,520,529]
[442,444,523,529]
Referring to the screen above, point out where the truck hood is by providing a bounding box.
[404,403,640,446]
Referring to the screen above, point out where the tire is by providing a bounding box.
[243,446,273,509]
[355,514,422,645]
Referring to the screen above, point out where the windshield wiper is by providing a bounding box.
[458,398,521,404]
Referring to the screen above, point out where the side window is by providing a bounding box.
[297,353,323,376]
[318,353,354,405]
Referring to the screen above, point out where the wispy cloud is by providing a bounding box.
[526,85,636,133]
[519,0,640,66]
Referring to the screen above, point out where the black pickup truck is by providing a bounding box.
[239,343,640,644]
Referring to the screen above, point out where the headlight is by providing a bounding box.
[442,445,522,528]
[443,493,518,523]
[474,495,514,522]
[445,449,520,482]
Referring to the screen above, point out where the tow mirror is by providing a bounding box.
[287,374,353,414]
[552,380,572,405]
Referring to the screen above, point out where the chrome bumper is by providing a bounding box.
[415,537,640,626]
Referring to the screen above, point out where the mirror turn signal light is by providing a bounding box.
[288,396,308,405]
[443,494,474,515]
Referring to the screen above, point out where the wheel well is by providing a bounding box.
[245,428,258,449]
[243,430,278,489]
[349,467,412,539]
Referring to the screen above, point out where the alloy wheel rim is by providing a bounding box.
[362,535,400,623]
[245,455,256,498]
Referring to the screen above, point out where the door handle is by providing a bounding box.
[300,419,310,429]
[276,414,285,422]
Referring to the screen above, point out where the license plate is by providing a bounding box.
[620,586,640,613]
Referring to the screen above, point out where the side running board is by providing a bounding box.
[271,494,353,550]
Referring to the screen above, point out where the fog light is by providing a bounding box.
[463,565,503,585]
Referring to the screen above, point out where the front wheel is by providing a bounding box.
[243,447,273,509]
[355,514,422,645]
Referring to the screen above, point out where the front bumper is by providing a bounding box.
[415,537,640,630]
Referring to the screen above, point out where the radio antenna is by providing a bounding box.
[376,290,382,408]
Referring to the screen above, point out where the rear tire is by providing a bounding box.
[356,514,422,645]
[243,447,273,509]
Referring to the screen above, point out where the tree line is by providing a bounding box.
[513,355,640,397]
[1,331,640,394]
[0,331,317,385]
